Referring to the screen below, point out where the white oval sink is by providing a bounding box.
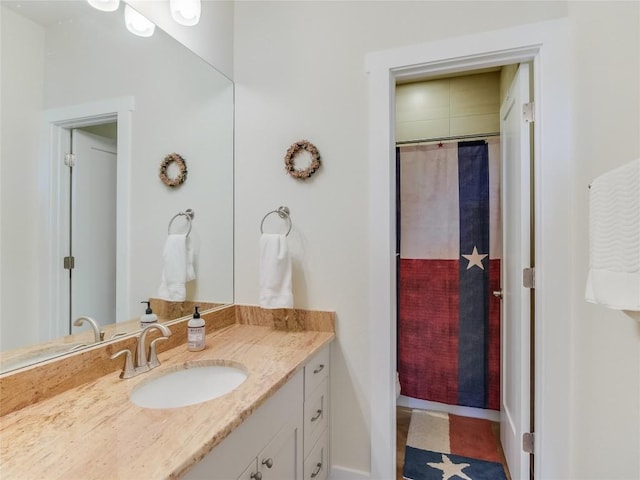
[130,362,248,409]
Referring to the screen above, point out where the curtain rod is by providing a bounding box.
[396,132,500,146]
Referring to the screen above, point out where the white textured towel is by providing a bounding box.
[157,234,195,302]
[259,234,293,309]
[585,158,640,310]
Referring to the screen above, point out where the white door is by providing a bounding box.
[500,63,532,480]
[70,129,117,329]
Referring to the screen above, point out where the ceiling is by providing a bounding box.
[2,1,105,26]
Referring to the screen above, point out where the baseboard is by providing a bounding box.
[397,395,500,422]
[330,465,370,480]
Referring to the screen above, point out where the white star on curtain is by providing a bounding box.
[461,246,488,270]
[426,453,473,480]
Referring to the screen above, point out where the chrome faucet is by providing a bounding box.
[73,316,105,343]
[111,323,172,379]
[136,323,172,369]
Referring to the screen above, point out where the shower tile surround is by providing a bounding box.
[0,305,335,478]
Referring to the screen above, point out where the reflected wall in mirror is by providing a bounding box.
[0,0,234,373]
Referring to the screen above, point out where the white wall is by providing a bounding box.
[233,1,568,475]
[0,7,45,350]
[569,2,640,478]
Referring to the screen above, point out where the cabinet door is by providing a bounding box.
[304,429,328,480]
[304,347,330,397]
[238,459,258,480]
[259,421,302,480]
[304,378,328,455]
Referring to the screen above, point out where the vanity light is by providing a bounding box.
[169,0,201,26]
[86,0,120,12]
[124,5,155,37]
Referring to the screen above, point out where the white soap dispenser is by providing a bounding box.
[187,306,205,351]
[140,300,158,328]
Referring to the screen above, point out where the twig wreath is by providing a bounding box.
[284,140,321,180]
[159,153,187,187]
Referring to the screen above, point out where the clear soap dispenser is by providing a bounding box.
[140,300,158,328]
[187,306,205,351]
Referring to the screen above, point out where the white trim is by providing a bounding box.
[397,395,500,423]
[42,97,134,337]
[330,465,370,480]
[366,18,571,480]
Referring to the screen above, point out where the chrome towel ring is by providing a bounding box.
[168,209,194,237]
[260,206,292,236]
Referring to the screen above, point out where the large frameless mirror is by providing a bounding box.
[0,0,234,373]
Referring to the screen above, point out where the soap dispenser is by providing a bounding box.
[187,306,205,351]
[140,301,158,328]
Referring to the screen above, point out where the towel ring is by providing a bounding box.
[168,209,194,237]
[260,206,292,236]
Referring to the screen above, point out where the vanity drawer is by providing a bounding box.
[304,345,329,398]
[304,377,328,455]
[304,428,328,480]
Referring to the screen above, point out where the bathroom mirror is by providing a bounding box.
[0,1,234,373]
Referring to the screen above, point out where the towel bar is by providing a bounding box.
[260,206,292,236]
[168,209,194,237]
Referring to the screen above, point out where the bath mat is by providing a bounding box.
[403,446,508,480]
[406,409,503,464]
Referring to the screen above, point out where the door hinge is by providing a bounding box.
[64,256,75,270]
[523,267,535,289]
[64,153,76,167]
[523,102,535,123]
[522,432,535,454]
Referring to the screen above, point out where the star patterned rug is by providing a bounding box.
[402,409,509,480]
[403,446,508,480]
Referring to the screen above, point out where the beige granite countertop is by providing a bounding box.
[0,321,334,479]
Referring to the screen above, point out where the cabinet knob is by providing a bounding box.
[262,458,274,469]
[313,364,325,374]
[250,472,262,480]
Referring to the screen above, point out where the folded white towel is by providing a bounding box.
[259,233,293,309]
[585,158,640,310]
[157,234,196,302]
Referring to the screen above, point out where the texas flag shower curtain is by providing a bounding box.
[397,139,501,411]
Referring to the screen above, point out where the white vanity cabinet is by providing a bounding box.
[237,421,300,480]
[183,370,303,480]
[183,344,331,480]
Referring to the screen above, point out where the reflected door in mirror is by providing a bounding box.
[64,128,117,335]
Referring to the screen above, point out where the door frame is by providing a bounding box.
[366,19,571,480]
[42,96,134,339]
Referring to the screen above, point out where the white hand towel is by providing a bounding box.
[585,158,640,310]
[259,233,294,309]
[157,234,195,302]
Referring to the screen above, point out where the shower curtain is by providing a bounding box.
[397,139,501,410]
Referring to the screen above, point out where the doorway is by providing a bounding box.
[395,69,504,421]
[64,126,118,335]
[366,19,571,480]
[394,66,529,479]
[43,97,133,341]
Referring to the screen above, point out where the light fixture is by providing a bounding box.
[124,5,155,37]
[169,0,201,26]
[86,0,120,13]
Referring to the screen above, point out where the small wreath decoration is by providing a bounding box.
[284,140,321,180]
[159,153,187,187]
